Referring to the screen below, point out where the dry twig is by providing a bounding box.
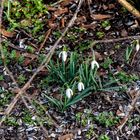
[117,90,140,130]
[117,0,140,20]
[21,96,49,137]
[92,35,140,45]
[38,28,52,52]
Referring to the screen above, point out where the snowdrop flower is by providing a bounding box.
[19,39,27,49]
[59,50,67,62]
[78,82,85,91]
[66,88,73,99]
[91,60,99,70]
[136,40,140,52]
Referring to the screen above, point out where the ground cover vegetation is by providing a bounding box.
[0,0,140,139]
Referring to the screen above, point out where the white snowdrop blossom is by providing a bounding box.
[136,40,140,52]
[19,39,27,49]
[91,60,99,70]
[78,82,85,91]
[66,88,73,99]
[59,51,67,62]
[19,39,24,49]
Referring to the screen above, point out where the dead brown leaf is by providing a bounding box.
[22,53,37,66]
[60,0,74,7]
[22,53,37,59]
[48,20,58,28]
[58,134,74,140]
[0,28,15,37]
[61,18,65,28]
[121,29,128,37]
[76,16,87,24]
[103,4,115,10]
[116,109,125,117]
[127,88,137,99]
[47,6,57,11]
[95,51,104,60]
[81,23,96,30]
[54,8,68,17]
[91,14,112,20]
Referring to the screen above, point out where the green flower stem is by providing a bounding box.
[7,0,11,19]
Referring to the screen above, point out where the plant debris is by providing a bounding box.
[0,0,140,140]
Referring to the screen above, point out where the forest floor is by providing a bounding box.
[0,0,140,140]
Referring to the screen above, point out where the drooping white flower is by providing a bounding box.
[66,88,73,99]
[19,39,27,49]
[59,51,67,62]
[78,82,85,91]
[91,60,99,70]
[136,40,140,52]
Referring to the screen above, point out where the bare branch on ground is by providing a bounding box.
[117,0,140,20]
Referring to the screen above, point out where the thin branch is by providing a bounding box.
[117,0,140,20]
[23,95,59,127]
[38,28,52,52]
[21,96,49,137]
[92,35,140,45]
[117,90,140,130]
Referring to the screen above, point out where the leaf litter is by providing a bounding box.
[0,0,140,139]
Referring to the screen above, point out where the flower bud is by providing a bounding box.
[91,60,99,70]
[136,40,140,52]
[59,51,67,62]
[66,88,73,98]
[78,82,85,91]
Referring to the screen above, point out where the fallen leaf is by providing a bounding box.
[91,14,112,20]
[48,20,58,28]
[60,0,74,7]
[81,23,97,30]
[54,8,68,17]
[61,18,65,28]
[0,28,15,37]
[103,4,115,10]
[108,4,115,9]
[22,53,37,59]
[58,134,73,140]
[116,109,125,117]
[47,6,57,11]
[23,58,32,66]
[127,88,137,99]
[95,51,104,60]
[22,53,37,66]
[76,16,87,24]
[121,29,128,37]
